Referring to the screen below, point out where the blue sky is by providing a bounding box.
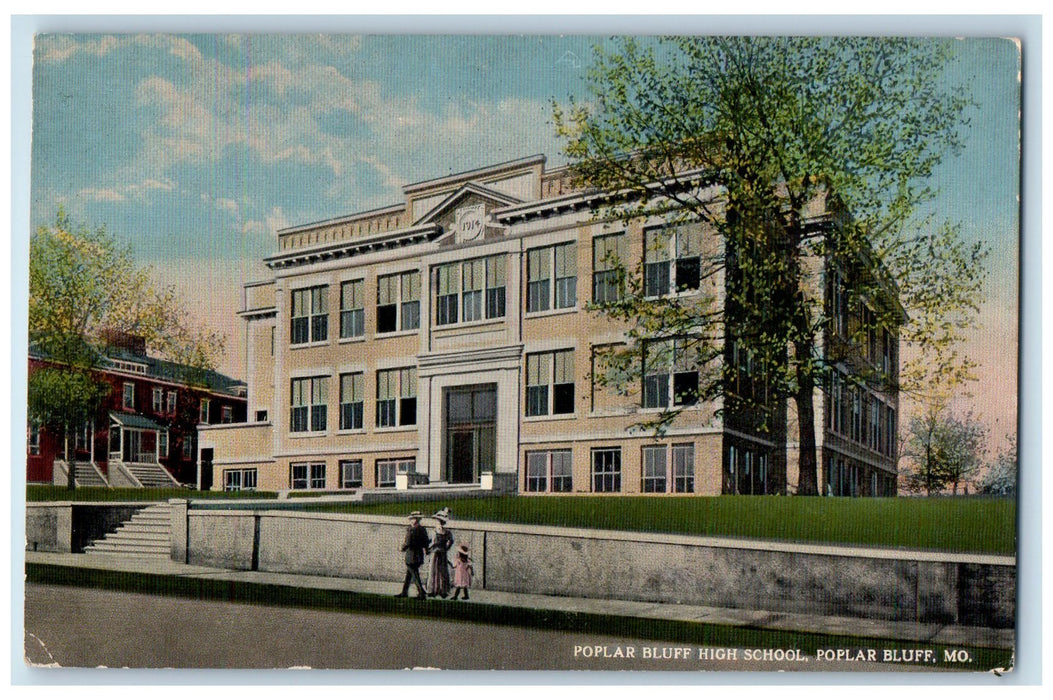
[28,33,1021,442]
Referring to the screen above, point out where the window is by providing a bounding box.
[643,338,699,408]
[291,285,329,344]
[527,243,576,313]
[591,448,621,493]
[672,444,695,493]
[339,372,364,430]
[637,444,695,494]
[376,368,416,427]
[199,398,210,424]
[224,468,257,492]
[643,225,703,297]
[642,446,667,493]
[27,423,40,455]
[340,459,363,488]
[152,387,164,412]
[339,279,365,339]
[166,390,177,415]
[377,271,420,333]
[525,450,573,493]
[123,382,135,410]
[435,256,506,326]
[182,435,195,460]
[220,406,233,424]
[290,376,328,433]
[592,233,625,304]
[376,458,414,488]
[291,462,326,490]
[525,350,574,417]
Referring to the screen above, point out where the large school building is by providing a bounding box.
[200,155,899,496]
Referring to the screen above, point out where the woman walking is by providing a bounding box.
[426,509,453,598]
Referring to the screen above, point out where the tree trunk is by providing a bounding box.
[794,345,819,496]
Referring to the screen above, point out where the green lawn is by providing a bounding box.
[304,495,1016,555]
[25,485,278,502]
[25,486,1016,554]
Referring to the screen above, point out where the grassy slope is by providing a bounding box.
[306,495,1016,555]
[25,486,1016,554]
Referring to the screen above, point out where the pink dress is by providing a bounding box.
[453,556,473,588]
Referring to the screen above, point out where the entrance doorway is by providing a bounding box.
[444,384,496,483]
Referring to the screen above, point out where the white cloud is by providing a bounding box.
[37,35,120,64]
[77,178,175,203]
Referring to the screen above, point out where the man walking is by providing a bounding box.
[395,510,430,599]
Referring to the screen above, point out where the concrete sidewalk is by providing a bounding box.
[24,550,1013,651]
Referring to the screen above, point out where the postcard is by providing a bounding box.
[20,30,1021,676]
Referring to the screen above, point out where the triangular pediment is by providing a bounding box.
[414,182,523,227]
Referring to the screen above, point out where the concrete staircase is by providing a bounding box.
[71,461,108,488]
[83,503,172,559]
[122,461,180,488]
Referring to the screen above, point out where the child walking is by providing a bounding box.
[451,543,474,601]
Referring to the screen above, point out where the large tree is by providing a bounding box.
[28,209,225,487]
[554,37,987,494]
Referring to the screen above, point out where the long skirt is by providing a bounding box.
[427,551,451,596]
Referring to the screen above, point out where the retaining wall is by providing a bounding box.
[25,502,148,553]
[178,505,1016,628]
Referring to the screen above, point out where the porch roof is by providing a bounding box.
[110,412,166,431]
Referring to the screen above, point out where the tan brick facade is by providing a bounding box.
[201,154,898,496]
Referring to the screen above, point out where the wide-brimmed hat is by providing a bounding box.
[434,506,452,520]
[407,510,423,520]
[458,543,470,554]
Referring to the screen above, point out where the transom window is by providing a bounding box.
[644,225,704,297]
[340,459,363,488]
[339,372,364,430]
[525,450,573,493]
[527,243,577,313]
[376,368,416,428]
[377,271,420,333]
[592,233,626,304]
[526,349,575,417]
[339,279,365,339]
[291,285,329,344]
[591,447,621,493]
[291,376,328,433]
[643,338,700,409]
[291,462,326,490]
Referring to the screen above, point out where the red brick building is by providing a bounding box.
[27,333,246,488]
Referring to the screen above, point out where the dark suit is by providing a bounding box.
[398,521,430,598]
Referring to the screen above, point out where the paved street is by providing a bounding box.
[24,583,939,672]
